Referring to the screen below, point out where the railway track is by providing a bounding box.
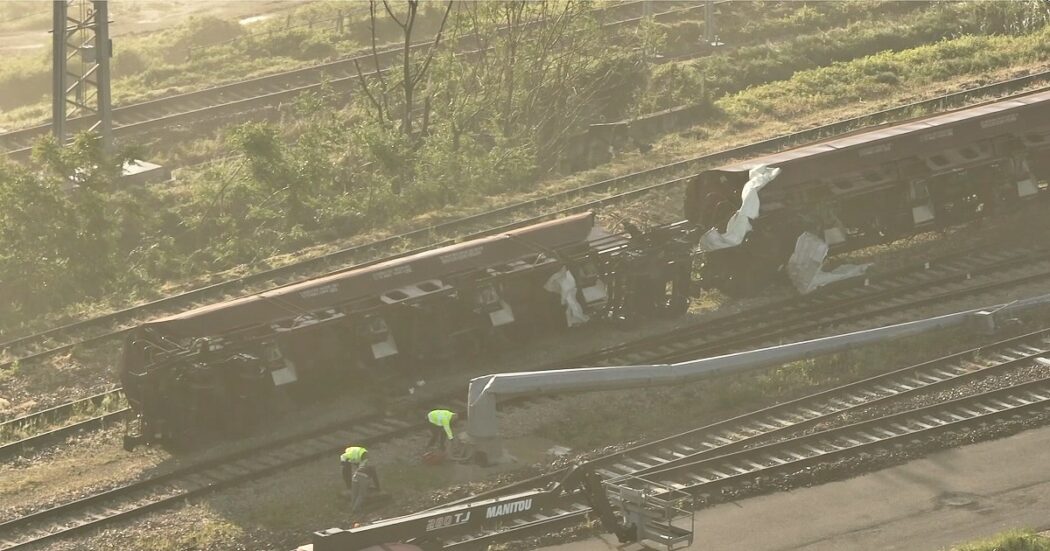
[4,247,1050,548]
[4,74,1049,380]
[0,395,469,550]
[569,246,1050,368]
[6,237,1050,463]
[0,1,702,158]
[436,331,1050,548]
[431,250,1050,509]
[0,389,127,462]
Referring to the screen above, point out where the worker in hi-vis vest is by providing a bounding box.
[426,409,457,452]
[340,446,380,493]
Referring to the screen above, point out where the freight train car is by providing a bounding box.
[121,91,1050,449]
[120,213,696,448]
[686,89,1050,291]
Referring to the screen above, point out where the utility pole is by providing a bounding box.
[705,1,723,48]
[52,0,113,150]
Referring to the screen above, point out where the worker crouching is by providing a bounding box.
[340,446,381,514]
[426,409,458,453]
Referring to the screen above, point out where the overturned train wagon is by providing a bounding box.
[686,89,1050,291]
[120,213,695,447]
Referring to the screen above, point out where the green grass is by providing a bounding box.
[717,27,1050,123]
[0,391,127,446]
[949,530,1050,551]
[130,517,245,551]
[639,1,1050,114]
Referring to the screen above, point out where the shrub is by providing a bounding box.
[113,49,148,77]
[298,34,339,60]
[171,16,245,53]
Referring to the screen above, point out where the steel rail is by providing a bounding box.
[425,250,1050,510]
[7,240,1048,464]
[0,1,703,155]
[0,409,128,463]
[0,391,566,550]
[655,263,1050,366]
[4,75,1049,376]
[0,394,468,550]
[6,263,1050,547]
[428,266,1050,507]
[0,388,127,461]
[443,353,1050,548]
[576,251,1050,368]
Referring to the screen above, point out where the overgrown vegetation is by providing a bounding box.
[2,0,1050,336]
[131,516,246,551]
[950,530,1050,551]
[0,391,127,446]
[636,0,1050,112]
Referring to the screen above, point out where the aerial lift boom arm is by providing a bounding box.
[304,467,638,551]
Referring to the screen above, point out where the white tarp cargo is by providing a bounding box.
[544,267,590,326]
[698,165,781,252]
[787,232,871,294]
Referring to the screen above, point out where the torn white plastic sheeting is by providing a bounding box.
[543,267,589,327]
[698,164,781,252]
[787,232,871,294]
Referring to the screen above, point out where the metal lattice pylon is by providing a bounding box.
[52,0,112,149]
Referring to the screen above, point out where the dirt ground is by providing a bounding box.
[0,1,297,56]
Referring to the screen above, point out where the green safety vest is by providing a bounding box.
[341,446,368,464]
[427,409,455,440]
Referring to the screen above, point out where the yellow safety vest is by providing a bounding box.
[427,409,455,440]
[341,446,368,465]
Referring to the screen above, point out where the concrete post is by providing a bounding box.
[704,1,715,46]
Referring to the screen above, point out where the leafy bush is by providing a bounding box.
[170,16,245,61]
[637,1,1050,114]
[113,49,148,77]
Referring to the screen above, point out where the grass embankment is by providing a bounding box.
[641,0,1049,112]
[0,388,126,446]
[950,530,1050,551]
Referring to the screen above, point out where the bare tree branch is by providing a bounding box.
[368,0,390,118]
[353,58,385,122]
[410,0,454,88]
[382,0,406,28]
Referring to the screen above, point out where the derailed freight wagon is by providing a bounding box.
[687,89,1050,292]
[120,213,695,448]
